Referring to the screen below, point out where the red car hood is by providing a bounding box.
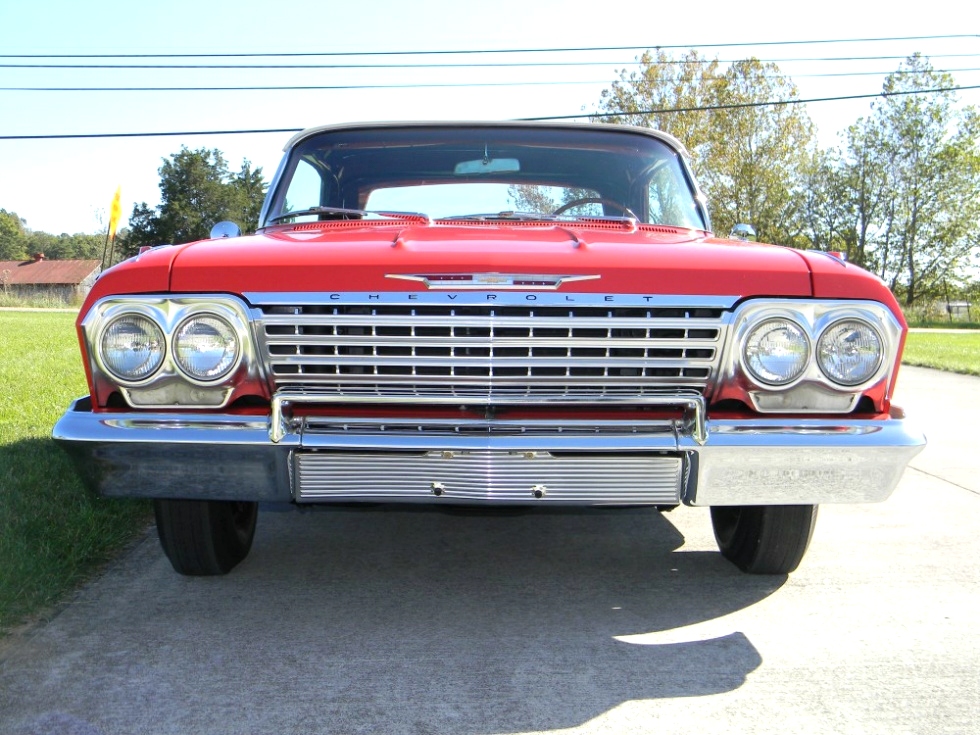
[89,223,898,307]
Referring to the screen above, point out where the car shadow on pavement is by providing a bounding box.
[3,506,782,735]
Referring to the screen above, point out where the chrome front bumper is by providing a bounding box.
[53,397,926,507]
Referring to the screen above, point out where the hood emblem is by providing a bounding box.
[385,273,600,290]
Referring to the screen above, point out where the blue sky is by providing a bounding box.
[1,0,977,236]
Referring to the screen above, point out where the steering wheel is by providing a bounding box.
[552,197,637,218]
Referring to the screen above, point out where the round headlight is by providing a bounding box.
[100,314,165,381]
[817,320,883,386]
[173,315,240,381]
[743,318,810,386]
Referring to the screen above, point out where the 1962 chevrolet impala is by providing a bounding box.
[53,122,926,576]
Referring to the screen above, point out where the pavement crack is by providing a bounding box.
[908,465,980,497]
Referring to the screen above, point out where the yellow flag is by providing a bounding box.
[108,186,122,241]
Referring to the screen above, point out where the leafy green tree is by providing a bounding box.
[24,231,104,261]
[232,160,266,234]
[705,60,815,247]
[124,201,163,254]
[840,55,980,305]
[597,49,722,158]
[835,119,894,270]
[0,209,28,260]
[123,148,267,257]
[596,51,816,244]
[799,149,848,254]
[507,185,597,214]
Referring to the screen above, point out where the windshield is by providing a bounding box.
[262,125,708,229]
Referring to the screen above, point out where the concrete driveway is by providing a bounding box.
[1,366,977,735]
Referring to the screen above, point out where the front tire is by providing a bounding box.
[154,499,258,576]
[710,504,817,574]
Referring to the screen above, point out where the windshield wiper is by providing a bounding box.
[444,210,642,225]
[265,207,429,225]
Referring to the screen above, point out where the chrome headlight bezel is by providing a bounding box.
[82,296,258,408]
[727,300,902,413]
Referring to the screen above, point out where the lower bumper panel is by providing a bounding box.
[52,399,925,506]
[295,450,683,504]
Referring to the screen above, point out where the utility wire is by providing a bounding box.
[0,128,303,140]
[4,53,980,70]
[2,80,613,92]
[6,65,980,93]
[523,84,980,120]
[3,85,977,140]
[0,34,974,58]
[4,68,979,93]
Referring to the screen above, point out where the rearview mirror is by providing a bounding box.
[454,158,521,175]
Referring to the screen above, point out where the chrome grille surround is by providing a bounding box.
[247,292,736,403]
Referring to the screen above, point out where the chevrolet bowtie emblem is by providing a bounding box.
[385,273,601,290]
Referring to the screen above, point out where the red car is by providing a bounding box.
[53,122,925,576]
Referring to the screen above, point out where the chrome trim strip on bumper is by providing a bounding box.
[53,398,925,506]
[270,391,707,444]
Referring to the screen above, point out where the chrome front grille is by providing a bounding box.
[251,296,730,401]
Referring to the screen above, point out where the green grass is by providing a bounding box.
[0,311,150,634]
[903,331,980,376]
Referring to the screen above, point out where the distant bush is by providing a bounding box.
[904,300,977,328]
[0,292,81,309]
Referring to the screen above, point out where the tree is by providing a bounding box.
[231,160,266,234]
[0,209,28,260]
[123,148,267,257]
[24,231,104,261]
[836,119,894,270]
[507,185,597,214]
[596,49,722,157]
[704,60,815,247]
[839,55,980,305]
[595,51,816,244]
[125,202,163,254]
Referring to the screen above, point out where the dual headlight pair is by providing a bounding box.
[99,311,240,384]
[742,314,887,389]
[82,297,256,409]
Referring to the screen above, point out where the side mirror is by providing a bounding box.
[210,221,242,239]
[729,223,756,242]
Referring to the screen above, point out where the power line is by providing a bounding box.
[0,34,974,59]
[4,53,979,71]
[3,84,977,140]
[522,85,980,121]
[2,80,614,92]
[0,128,303,140]
[793,66,980,79]
[4,67,979,94]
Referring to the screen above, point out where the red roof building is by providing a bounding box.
[0,254,101,303]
